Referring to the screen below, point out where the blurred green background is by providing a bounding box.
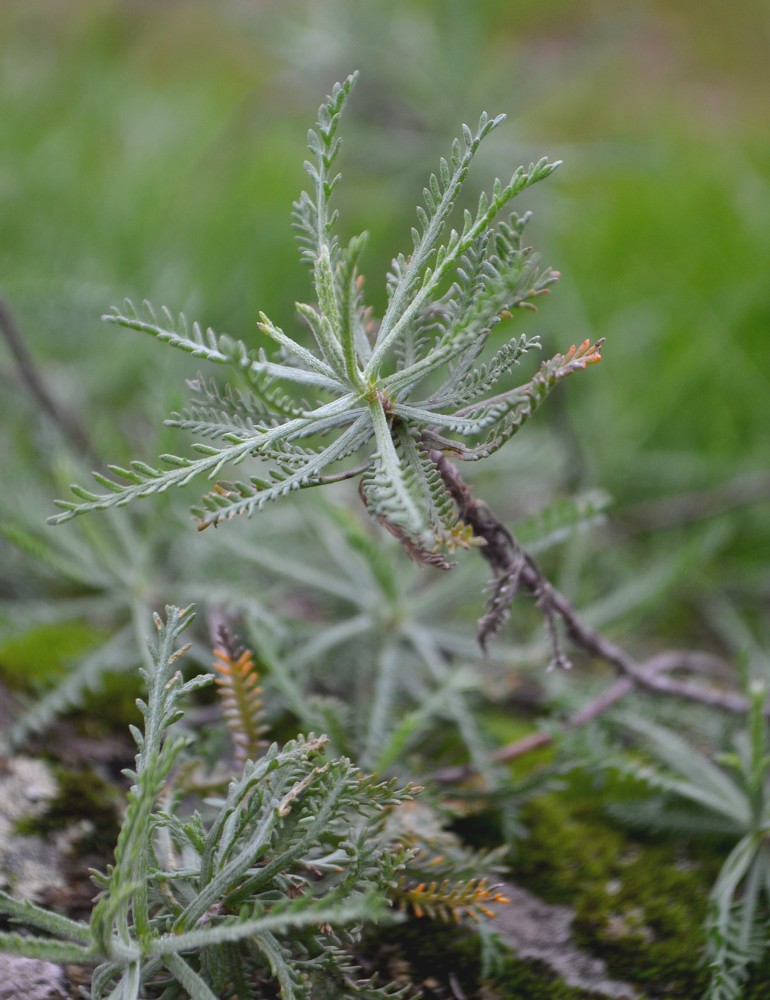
[1,0,768,659]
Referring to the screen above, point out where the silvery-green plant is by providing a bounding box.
[0,605,416,999]
[49,72,602,566]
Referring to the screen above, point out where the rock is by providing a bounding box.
[0,756,64,903]
[0,954,66,999]
[494,882,640,999]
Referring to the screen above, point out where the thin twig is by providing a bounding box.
[432,651,729,782]
[448,972,469,1000]
[431,449,754,722]
[504,650,725,761]
[0,295,95,459]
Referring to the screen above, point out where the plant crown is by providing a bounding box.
[49,72,602,564]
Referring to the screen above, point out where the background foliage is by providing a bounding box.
[1,1,769,996]
[2,0,768,650]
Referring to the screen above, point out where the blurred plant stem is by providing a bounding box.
[619,472,770,534]
[0,294,96,462]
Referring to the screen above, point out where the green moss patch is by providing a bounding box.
[369,919,611,999]
[509,793,770,997]
[0,621,103,692]
[15,764,121,857]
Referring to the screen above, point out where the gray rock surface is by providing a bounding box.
[494,882,640,998]
[0,955,66,999]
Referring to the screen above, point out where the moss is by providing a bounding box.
[511,796,625,906]
[507,792,770,997]
[15,765,121,856]
[0,621,103,692]
[488,955,612,999]
[572,837,713,994]
[77,670,144,734]
[368,920,610,999]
